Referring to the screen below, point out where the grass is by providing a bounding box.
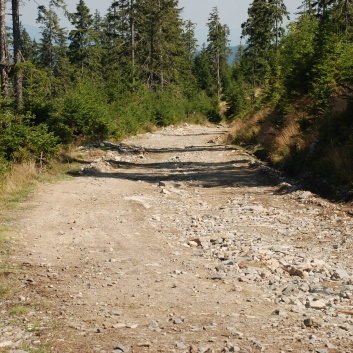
[0,285,9,299]
[10,305,32,315]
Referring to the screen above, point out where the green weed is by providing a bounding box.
[10,306,32,315]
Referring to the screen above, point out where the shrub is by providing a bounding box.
[0,114,60,164]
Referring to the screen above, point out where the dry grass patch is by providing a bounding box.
[0,162,40,205]
[227,108,272,145]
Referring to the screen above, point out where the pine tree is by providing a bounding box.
[206,7,230,101]
[68,0,94,72]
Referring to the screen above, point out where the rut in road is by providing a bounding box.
[4,124,353,353]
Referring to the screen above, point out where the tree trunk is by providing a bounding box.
[130,0,135,88]
[12,0,23,112]
[0,0,9,101]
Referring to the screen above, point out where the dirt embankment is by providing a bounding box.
[1,124,353,353]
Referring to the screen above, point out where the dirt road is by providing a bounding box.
[2,124,353,353]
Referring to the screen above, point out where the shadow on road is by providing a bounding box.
[71,157,279,189]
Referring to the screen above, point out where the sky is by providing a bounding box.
[20,0,304,46]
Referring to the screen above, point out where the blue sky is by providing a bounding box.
[21,0,304,46]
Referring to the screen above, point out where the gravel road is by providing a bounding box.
[1,124,353,353]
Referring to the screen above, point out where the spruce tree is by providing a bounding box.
[206,7,230,101]
[21,26,39,63]
[102,0,137,86]
[68,0,94,73]
[193,44,215,97]
[182,20,198,66]
[37,2,69,96]
[241,0,288,89]
[137,0,185,89]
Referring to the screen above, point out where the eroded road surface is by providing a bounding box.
[2,124,353,353]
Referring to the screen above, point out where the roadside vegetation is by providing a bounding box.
[227,1,353,197]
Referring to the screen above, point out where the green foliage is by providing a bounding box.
[0,113,59,163]
[57,79,116,142]
[10,306,31,315]
[68,0,94,70]
[279,14,318,96]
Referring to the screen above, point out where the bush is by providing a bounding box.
[55,80,117,143]
[0,114,60,164]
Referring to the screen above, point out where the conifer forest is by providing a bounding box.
[1,0,353,191]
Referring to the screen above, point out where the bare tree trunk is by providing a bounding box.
[158,0,164,88]
[130,0,135,88]
[12,0,23,112]
[216,23,221,102]
[0,0,9,101]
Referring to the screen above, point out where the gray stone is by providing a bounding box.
[282,284,300,296]
[198,347,211,353]
[209,273,226,280]
[306,299,327,309]
[272,309,287,316]
[303,318,321,328]
[176,342,188,349]
[113,344,130,352]
[332,268,350,280]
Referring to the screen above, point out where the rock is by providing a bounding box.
[303,317,322,328]
[286,266,306,279]
[113,344,130,352]
[176,342,188,349]
[332,268,350,280]
[173,318,184,324]
[188,240,199,248]
[137,342,151,348]
[306,299,327,309]
[111,309,123,316]
[148,320,160,331]
[0,341,13,348]
[282,284,300,296]
[272,309,287,316]
[197,347,212,353]
[208,273,226,280]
